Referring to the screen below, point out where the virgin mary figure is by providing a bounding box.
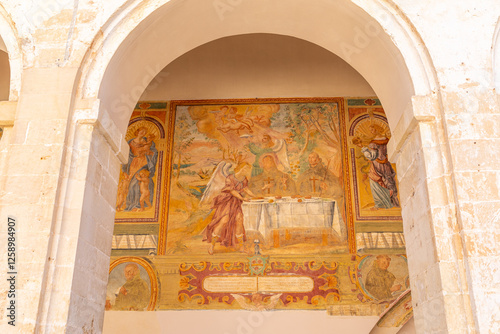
[122,126,158,211]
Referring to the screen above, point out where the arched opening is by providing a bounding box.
[0,35,9,101]
[0,3,21,102]
[48,0,471,332]
[0,4,22,180]
[104,32,397,332]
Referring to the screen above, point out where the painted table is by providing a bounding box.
[242,197,343,246]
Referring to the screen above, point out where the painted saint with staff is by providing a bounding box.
[297,151,343,200]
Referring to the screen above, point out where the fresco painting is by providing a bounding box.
[105,258,158,311]
[347,106,402,221]
[107,98,408,311]
[165,100,347,256]
[356,254,409,302]
[115,116,166,222]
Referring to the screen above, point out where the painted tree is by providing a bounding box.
[173,113,196,180]
[285,103,340,154]
[285,103,342,175]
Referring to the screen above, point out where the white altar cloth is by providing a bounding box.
[242,197,343,241]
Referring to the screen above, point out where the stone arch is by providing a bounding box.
[50,0,475,332]
[0,3,22,101]
[77,0,439,132]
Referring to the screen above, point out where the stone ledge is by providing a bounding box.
[74,98,129,164]
[0,101,17,126]
[388,95,437,162]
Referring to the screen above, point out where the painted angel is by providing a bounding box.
[199,160,234,207]
[231,293,282,311]
[216,106,255,135]
[200,161,256,255]
[246,134,291,177]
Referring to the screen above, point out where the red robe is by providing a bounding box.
[203,174,247,247]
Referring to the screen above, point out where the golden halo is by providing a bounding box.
[126,120,161,142]
[353,118,390,144]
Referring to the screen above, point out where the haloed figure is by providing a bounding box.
[353,124,400,210]
[202,163,255,255]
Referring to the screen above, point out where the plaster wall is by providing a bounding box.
[0,1,497,333]
[103,311,379,334]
